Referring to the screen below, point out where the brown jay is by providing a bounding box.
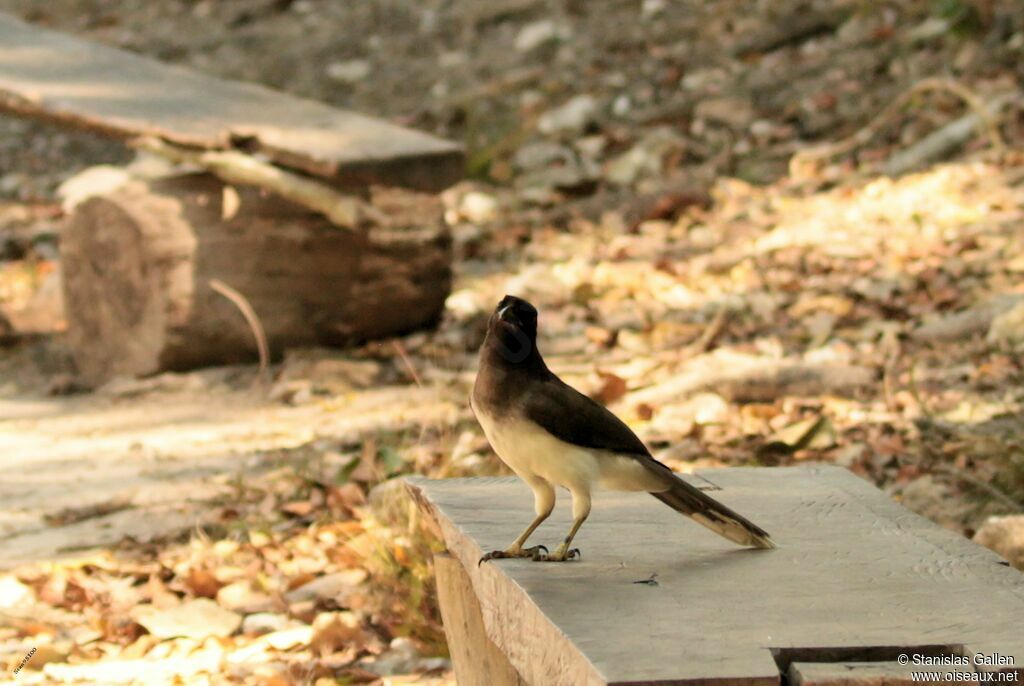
[471,295,775,562]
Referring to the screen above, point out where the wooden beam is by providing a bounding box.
[434,554,526,686]
[789,660,971,685]
[407,467,1024,685]
[0,12,463,193]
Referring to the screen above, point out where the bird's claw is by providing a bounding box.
[536,547,581,562]
[478,545,548,566]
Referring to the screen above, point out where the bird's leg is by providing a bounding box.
[480,479,554,564]
[539,488,590,562]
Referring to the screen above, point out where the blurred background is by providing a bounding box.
[1,0,1024,684]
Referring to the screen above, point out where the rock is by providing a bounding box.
[515,20,569,53]
[517,161,598,193]
[538,95,599,136]
[642,0,667,18]
[605,127,686,186]
[694,96,755,130]
[987,301,1024,348]
[0,172,27,196]
[241,613,299,636]
[358,636,450,676]
[326,59,371,83]
[974,515,1024,570]
[132,598,242,639]
[611,94,632,117]
[458,191,499,224]
[514,141,575,171]
[284,570,368,605]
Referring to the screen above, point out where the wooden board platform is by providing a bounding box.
[406,466,1024,685]
[0,12,463,192]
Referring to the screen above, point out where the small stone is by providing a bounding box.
[538,95,600,136]
[514,20,568,53]
[514,141,574,171]
[326,59,371,83]
[694,96,755,130]
[611,94,632,117]
[641,0,667,17]
[241,613,298,636]
[0,172,26,196]
[458,191,499,224]
[987,301,1024,348]
[605,127,686,186]
[974,515,1024,571]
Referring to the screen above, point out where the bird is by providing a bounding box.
[470,294,775,563]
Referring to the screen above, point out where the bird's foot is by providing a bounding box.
[535,543,580,562]
[478,545,548,565]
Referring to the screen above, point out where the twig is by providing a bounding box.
[684,307,730,356]
[791,78,1008,172]
[391,339,423,388]
[132,137,384,230]
[884,93,1016,176]
[932,464,1024,513]
[209,278,270,383]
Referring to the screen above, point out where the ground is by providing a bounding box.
[1,0,1024,684]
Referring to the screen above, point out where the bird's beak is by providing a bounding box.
[497,304,513,322]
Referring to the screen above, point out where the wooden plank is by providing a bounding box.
[406,466,1024,686]
[788,660,971,686]
[434,554,526,686]
[0,12,463,193]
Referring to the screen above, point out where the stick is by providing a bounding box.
[209,278,270,383]
[883,93,1016,176]
[391,339,423,388]
[791,78,1009,172]
[932,464,1024,513]
[132,137,385,230]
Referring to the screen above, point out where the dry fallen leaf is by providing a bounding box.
[132,598,242,640]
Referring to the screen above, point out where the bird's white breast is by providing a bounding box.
[472,401,663,493]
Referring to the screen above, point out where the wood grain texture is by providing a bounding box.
[406,466,1024,686]
[788,661,970,686]
[434,554,526,686]
[0,12,463,192]
[62,174,450,383]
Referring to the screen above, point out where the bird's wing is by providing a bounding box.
[521,375,654,459]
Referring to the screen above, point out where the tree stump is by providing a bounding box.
[60,173,451,384]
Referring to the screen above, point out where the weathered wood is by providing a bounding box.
[61,173,450,384]
[434,554,526,686]
[788,660,970,686]
[406,466,1024,685]
[0,12,463,193]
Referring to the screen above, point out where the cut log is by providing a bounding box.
[60,173,450,384]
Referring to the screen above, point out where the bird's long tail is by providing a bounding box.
[650,476,775,549]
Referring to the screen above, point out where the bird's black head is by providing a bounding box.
[485,295,541,366]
